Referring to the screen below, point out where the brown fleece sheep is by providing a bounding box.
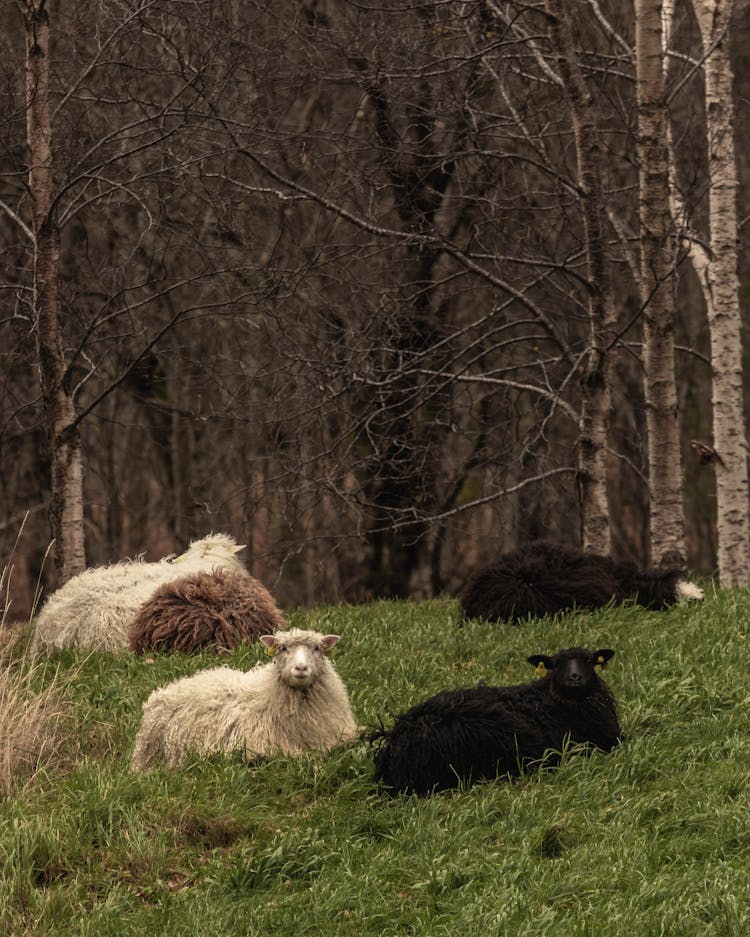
[129,569,286,654]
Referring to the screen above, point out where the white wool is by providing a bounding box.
[30,533,247,655]
[676,580,705,602]
[130,628,358,771]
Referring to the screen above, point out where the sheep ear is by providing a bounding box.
[321,635,340,655]
[233,543,246,554]
[594,649,615,668]
[260,635,278,656]
[527,654,553,678]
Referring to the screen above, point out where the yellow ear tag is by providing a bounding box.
[323,643,335,657]
[534,662,548,679]
[596,656,608,669]
[264,644,278,657]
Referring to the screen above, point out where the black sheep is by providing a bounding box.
[459,540,703,624]
[372,647,620,796]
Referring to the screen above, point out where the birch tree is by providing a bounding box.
[690,0,749,585]
[5,0,265,585]
[6,0,745,613]
[545,0,616,554]
[20,0,86,582]
[635,0,687,566]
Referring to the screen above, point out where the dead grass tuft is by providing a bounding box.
[0,528,72,797]
[0,629,73,798]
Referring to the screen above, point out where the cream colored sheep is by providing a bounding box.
[130,628,358,771]
[30,534,246,655]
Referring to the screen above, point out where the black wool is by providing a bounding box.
[372,647,620,797]
[459,540,686,624]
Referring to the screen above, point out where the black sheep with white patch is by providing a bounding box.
[372,647,620,796]
[459,540,702,624]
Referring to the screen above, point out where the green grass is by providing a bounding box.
[1,590,749,936]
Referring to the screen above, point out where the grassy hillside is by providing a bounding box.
[1,590,749,936]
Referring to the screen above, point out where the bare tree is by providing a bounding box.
[3,1,273,585]
[20,0,85,581]
[545,0,616,554]
[690,0,749,584]
[635,0,687,566]
[3,0,747,615]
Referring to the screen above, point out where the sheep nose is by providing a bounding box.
[568,672,582,684]
[292,665,311,677]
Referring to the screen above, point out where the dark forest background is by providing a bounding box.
[2,0,749,618]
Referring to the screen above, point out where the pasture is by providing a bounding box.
[1,590,748,936]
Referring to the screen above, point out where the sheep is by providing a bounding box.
[130,627,358,771]
[30,534,247,655]
[459,540,704,624]
[372,646,620,796]
[129,568,286,655]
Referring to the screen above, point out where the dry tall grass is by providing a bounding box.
[0,529,72,798]
[0,634,71,797]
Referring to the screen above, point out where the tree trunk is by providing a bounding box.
[635,0,686,566]
[546,0,614,554]
[691,0,749,585]
[24,0,86,582]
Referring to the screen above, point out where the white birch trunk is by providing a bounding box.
[546,0,614,554]
[690,0,750,585]
[635,0,687,566]
[24,1,86,582]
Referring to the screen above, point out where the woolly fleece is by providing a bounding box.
[31,534,247,654]
[372,646,620,796]
[130,628,358,770]
[459,540,700,623]
[129,568,286,654]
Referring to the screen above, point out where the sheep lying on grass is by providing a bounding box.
[129,569,286,654]
[130,628,358,771]
[372,646,620,796]
[31,534,247,655]
[459,540,704,624]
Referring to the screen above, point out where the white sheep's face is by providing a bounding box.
[260,633,340,689]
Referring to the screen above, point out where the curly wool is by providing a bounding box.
[459,540,695,624]
[372,647,620,796]
[31,534,247,655]
[129,569,286,654]
[130,628,358,771]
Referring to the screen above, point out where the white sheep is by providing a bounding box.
[130,628,358,771]
[30,534,247,655]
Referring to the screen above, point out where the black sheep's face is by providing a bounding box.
[527,648,615,699]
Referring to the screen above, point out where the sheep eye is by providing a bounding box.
[279,645,287,653]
